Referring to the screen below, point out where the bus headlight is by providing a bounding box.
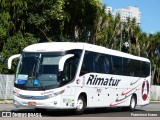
[46,90,65,98]
[13,91,20,97]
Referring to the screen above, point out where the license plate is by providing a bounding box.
[28,102,36,106]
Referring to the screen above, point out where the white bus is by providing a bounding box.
[8,42,151,114]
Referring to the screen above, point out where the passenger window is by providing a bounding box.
[80,51,96,76]
[80,51,112,75]
[141,62,150,77]
[104,55,111,74]
[111,56,123,75]
[123,58,130,76]
[129,59,135,76]
[133,60,141,77]
[95,54,110,74]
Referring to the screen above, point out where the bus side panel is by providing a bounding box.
[69,74,150,109]
[60,85,76,109]
[79,74,151,108]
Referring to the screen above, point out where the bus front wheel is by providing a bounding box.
[75,96,86,114]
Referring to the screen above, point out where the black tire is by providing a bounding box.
[128,95,137,111]
[121,95,137,111]
[75,96,86,114]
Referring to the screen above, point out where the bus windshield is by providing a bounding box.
[15,52,64,90]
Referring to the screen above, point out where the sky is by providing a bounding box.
[102,0,160,34]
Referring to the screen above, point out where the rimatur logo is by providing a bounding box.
[142,80,149,101]
[86,74,121,86]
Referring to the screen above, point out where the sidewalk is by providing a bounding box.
[0,100,13,104]
[150,101,160,103]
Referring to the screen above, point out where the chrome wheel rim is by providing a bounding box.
[131,98,135,109]
[77,98,83,110]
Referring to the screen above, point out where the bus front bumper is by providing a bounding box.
[13,95,61,109]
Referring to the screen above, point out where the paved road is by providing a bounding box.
[0,103,159,117]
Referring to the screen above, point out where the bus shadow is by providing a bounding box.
[11,108,145,117]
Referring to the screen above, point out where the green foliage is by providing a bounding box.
[0,0,103,73]
[0,0,160,85]
[0,11,10,51]
[63,0,102,43]
[0,32,37,74]
[26,0,67,42]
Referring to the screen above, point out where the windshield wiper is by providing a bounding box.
[26,54,45,90]
[27,64,36,81]
[34,54,45,90]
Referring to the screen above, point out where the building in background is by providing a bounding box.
[105,6,112,14]
[106,6,141,24]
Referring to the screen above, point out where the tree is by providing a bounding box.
[0,0,103,74]
[0,2,10,52]
[63,0,102,43]
[0,0,160,85]
[147,32,160,85]
[0,32,37,74]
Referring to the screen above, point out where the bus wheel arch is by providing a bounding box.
[75,92,87,114]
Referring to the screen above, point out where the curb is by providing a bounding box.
[150,101,160,103]
[0,100,13,104]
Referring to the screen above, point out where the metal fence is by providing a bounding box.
[0,74,14,100]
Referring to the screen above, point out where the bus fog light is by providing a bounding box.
[54,101,57,105]
[13,91,20,97]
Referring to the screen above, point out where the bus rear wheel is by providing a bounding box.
[75,96,86,114]
[128,95,137,111]
[122,95,137,111]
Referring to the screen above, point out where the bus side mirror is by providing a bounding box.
[8,54,21,69]
[59,54,74,71]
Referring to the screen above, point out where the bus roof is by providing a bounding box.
[23,42,150,62]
